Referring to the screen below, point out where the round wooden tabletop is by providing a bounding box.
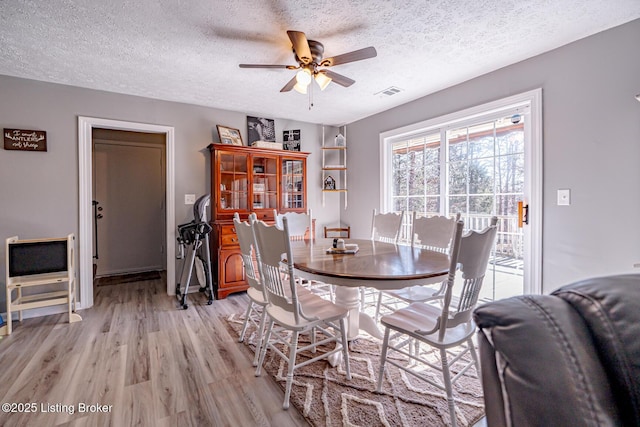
[290,238,450,289]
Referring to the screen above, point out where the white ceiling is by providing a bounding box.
[1,1,639,126]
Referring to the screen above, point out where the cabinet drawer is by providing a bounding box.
[220,225,237,235]
[221,234,239,246]
[219,224,238,247]
[253,211,272,221]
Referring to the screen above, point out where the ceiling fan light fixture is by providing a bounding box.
[293,82,308,94]
[315,72,332,90]
[295,68,312,86]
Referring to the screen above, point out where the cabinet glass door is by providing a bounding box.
[218,152,248,212]
[251,155,278,211]
[281,159,305,210]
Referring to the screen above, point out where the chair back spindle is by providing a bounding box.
[438,220,465,341]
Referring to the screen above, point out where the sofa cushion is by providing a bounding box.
[474,295,621,426]
[553,274,640,425]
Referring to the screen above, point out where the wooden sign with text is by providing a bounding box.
[4,128,47,151]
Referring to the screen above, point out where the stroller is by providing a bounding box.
[175,194,214,309]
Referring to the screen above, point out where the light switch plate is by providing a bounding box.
[557,189,570,206]
[185,194,196,205]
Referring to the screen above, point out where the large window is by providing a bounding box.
[380,90,543,299]
[389,115,524,226]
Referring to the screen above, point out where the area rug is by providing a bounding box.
[94,270,162,286]
[225,313,484,427]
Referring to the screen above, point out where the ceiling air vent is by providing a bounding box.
[375,86,403,97]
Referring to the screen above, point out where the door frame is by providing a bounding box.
[379,88,542,294]
[78,116,175,309]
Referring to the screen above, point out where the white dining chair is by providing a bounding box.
[370,209,404,243]
[273,208,313,240]
[375,219,498,427]
[253,216,351,410]
[374,212,463,320]
[360,209,405,309]
[274,208,334,301]
[233,212,268,367]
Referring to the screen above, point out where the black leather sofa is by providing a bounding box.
[473,274,640,426]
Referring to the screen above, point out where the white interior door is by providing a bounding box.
[93,142,165,276]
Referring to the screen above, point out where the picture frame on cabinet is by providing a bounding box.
[283,129,301,151]
[217,125,243,146]
[247,116,275,145]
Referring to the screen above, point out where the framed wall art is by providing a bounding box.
[247,116,275,145]
[283,129,301,151]
[217,125,243,146]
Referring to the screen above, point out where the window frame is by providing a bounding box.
[379,89,543,295]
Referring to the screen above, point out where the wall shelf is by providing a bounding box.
[322,125,348,209]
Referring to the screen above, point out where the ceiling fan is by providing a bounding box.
[239,30,377,94]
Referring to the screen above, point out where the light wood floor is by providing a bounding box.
[0,276,309,426]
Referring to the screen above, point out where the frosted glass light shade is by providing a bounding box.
[315,72,332,90]
[293,82,308,94]
[295,69,312,86]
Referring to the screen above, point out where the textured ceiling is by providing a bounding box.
[1,1,639,125]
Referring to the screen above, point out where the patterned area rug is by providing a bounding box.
[225,313,484,427]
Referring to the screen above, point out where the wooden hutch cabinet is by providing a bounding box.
[207,143,309,299]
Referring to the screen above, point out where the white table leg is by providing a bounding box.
[328,286,384,367]
[358,312,384,340]
[333,286,384,340]
[333,286,360,340]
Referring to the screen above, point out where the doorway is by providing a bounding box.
[78,117,176,309]
[92,129,166,277]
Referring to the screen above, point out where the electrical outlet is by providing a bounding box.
[557,189,570,206]
[185,194,196,205]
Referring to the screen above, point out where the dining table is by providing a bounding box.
[290,238,451,340]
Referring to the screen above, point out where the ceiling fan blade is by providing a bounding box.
[287,30,313,65]
[239,64,298,69]
[320,70,355,87]
[321,46,377,67]
[280,76,298,92]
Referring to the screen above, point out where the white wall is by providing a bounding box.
[343,19,640,293]
[0,78,341,306]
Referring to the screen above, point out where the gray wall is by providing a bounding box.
[343,19,640,293]
[0,77,340,306]
[2,19,639,302]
